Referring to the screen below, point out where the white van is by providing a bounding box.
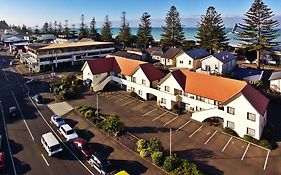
[41,132,63,156]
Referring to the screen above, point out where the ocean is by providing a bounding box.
[96,27,281,46]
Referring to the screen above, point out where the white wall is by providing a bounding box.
[82,64,93,82]
[176,53,193,69]
[270,79,281,93]
[201,56,223,74]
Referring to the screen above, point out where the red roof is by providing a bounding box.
[139,63,166,82]
[86,57,114,74]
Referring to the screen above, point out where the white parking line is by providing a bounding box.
[121,99,136,106]
[176,120,190,131]
[0,100,17,175]
[27,93,95,175]
[263,150,270,170]
[115,96,129,102]
[164,116,179,126]
[204,130,217,144]
[152,111,168,121]
[189,125,203,138]
[222,137,233,152]
[41,154,50,166]
[142,108,158,116]
[12,91,35,141]
[108,94,122,99]
[241,143,250,160]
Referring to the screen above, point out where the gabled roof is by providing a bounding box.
[112,56,145,76]
[139,63,166,82]
[169,69,268,115]
[162,47,183,59]
[146,47,163,56]
[234,67,272,82]
[111,51,142,60]
[211,51,236,63]
[84,57,114,75]
[186,48,209,60]
[269,71,281,81]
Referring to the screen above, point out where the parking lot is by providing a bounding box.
[97,91,275,175]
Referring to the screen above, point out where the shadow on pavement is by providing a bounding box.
[64,118,78,128]
[9,139,23,155]
[110,159,148,175]
[13,157,31,175]
[92,142,114,158]
[76,129,95,141]
[125,126,170,134]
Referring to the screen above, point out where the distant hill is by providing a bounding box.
[0,20,9,29]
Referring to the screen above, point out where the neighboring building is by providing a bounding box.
[110,50,143,61]
[20,41,115,72]
[160,47,183,66]
[55,34,79,43]
[82,56,269,140]
[234,67,272,84]
[200,51,237,75]
[37,34,55,43]
[269,71,281,93]
[146,47,163,61]
[176,48,209,70]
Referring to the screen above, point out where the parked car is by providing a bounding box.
[88,152,116,175]
[59,124,78,141]
[9,106,17,117]
[0,152,5,171]
[72,138,94,159]
[114,170,130,175]
[41,132,63,156]
[32,94,44,104]
[50,115,65,127]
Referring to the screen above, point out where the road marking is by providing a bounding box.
[108,94,122,99]
[115,96,129,102]
[222,137,233,152]
[205,130,217,144]
[12,91,35,141]
[142,108,158,117]
[176,120,191,131]
[189,125,203,138]
[2,68,8,80]
[164,116,179,126]
[153,111,168,121]
[41,154,50,166]
[121,99,136,106]
[27,93,95,175]
[0,100,18,175]
[241,143,250,160]
[263,150,270,170]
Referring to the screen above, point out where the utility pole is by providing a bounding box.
[96,94,99,117]
[170,128,172,156]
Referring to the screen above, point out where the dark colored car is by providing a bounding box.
[88,152,116,175]
[72,138,94,159]
[9,106,17,117]
[0,152,5,171]
[33,94,44,104]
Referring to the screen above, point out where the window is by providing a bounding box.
[215,65,218,69]
[161,98,166,104]
[138,90,143,96]
[227,121,235,129]
[131,87,135,92]
[142,79,146,85]
[179,60,183,64]
[247,127,255,137]
[227,107,235,115]
[205,65,211,71]
[188,60,191,65]
[247,112,256,122]
[164,86,170,92]
[132,77,136,83]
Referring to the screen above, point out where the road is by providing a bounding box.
[0,53,97,175]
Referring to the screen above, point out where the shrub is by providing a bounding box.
[163,154,181,172]
[173,160,202,175]
[243,135,259,144]
[95,120,104,129]
[102,113,124,136]
[151,151,165,167]
[259,140,272,150]
[85,110,95,119]
[261,124,274,140]
[223,127,238,137]
[139,148,149,158]
[172,104,182,115]
[75,104,85,110]
[54,87,60,94]
[147,138,164,155]
[62,75,75,85]
[137,139,147,153]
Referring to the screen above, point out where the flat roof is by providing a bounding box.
[38,41,114,51]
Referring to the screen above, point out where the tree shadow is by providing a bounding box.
[125,126,170,134]
[63,118,78,128]
[110,159,148,175]
[174,148,224,175]
[13,157,32,175]
[9,139,23,155]
[76,129,95,141]
[92,142,114,158]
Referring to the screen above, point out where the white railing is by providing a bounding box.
[93,76,113,92]
[191,107,225,122]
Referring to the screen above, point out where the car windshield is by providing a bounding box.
[56,118,63,122]
[66,129,75,135]
[50,144,61,152]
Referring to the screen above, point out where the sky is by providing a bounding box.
[1,0,281,28]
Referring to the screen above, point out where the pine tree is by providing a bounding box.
[48,21,54,34]
[237,0,280,68]
[90,17,101,41]
[71,24,77,35]
[34,25,40,35]
[64,19,70,35]
[196,6,228,52]
[53,21,58,35]
[160,6,185,48]
[79,14,89,39]
[58,22,63,35]
[117,11,131,47]
[136,12,153,48]
[42,21,49,34]
[101,15,113,42]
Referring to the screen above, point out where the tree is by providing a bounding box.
[237,0,280,68]
[163,154,181,172]
[79,14,89,39]
[173,160,202,175]
[53,21,58,35]
[136,12,154,48]
[90,17,101,41]
[116,11,131,47]
[42,21,49,34]
[151,151,165,167]
[48,21,54,34]
[71,24,77,35]
[58,21,63,35]
[147,138,164,154]
[21,24,28,34]
[102,113,124,136]
[64,19,70,35]
[196,6,229,52]
[160,6,185,48]
[101,15,113,41]
[34,25,40,35]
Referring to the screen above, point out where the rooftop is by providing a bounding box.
[162,47,183,59]
[186,48,209,60]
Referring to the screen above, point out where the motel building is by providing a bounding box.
[82,56,269,140]
[20,41,115,72]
